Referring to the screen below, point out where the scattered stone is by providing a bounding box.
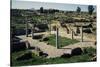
[33,34,43,39]
[71,47,83,56]
[76,27,80,34]
[47,42,49,45]
[39,39,42,42]
[61,53,71,58]
[35,47,41,51]
[39,51,48,57]
[11,41,30,52]
[83,28,92,33]
[29,46,35,49]
[94,41,97,45]
[42,37,49,41]
[52,26,56,31]
[25,41,30,49]
[91,56,97,61]
[12,37,21,42]
[39,51,44,56]
[92,54,96,57]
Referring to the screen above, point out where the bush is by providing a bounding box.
[83,47,96,55]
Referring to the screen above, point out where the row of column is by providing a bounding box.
[56,26,83,49]
[26,22,83,49]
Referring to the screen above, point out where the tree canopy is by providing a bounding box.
[40,7,44,13]
[88,5,94,15]
[76,7,81,14]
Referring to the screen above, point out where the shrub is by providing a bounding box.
[83,47,96,55]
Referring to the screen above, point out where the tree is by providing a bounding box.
[76,7,81,14]
[40,7,44,13]
[88,5,94,15]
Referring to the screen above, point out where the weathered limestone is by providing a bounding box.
[81,26,83,42]
[56,28,59,49]
[71,47,83,56]
[26,18,28,37]
[25,40,30,49]
[71,30,74,39]
[31,24,34,39]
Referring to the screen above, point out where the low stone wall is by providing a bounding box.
[11,40,30,52]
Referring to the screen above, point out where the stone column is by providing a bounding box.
[72,30,74,39]
[56,28,59,49]
[25,41,30,49]
[31,24,34,39]
[81,26,83,42]
[26,17,28,37]
[49,21,51,34]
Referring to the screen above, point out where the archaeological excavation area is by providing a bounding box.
[11,1,96,66]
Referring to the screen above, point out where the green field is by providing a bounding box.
[44,34,79,47]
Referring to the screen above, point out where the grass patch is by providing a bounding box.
[11,47,96,66]
[11,50,44,66]
[45,54,92,64]
[15,24,25,29]
[45,34,79,47]
[11,54,92,66]
[83,47,96,55]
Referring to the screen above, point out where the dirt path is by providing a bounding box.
[17,34,95,58]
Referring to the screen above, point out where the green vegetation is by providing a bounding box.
[76,7,81,14]
[45,35,79,47]
[40,7,44,13]
[13,24,26,29]
[11,5,96,66]
[88,5,94,15]
[11,8,96,32]
[11,47,96,66]
[83,47,96,54]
